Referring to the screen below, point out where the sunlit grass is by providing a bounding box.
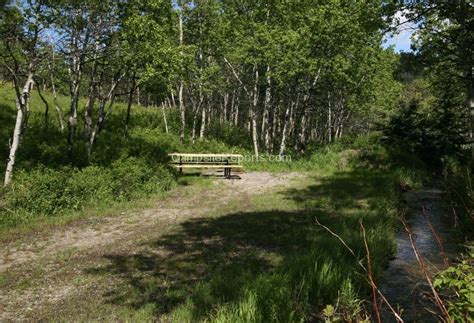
[36,144,427,321]
[0,84,431,321]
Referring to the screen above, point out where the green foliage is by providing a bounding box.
[3,166,76,215]
[434,247,474,321]
[67,166,115,205]
[0,84,243,229]
[442,158,474,236]
[384,73,468,168]
[109,157,175,200]
[385,3,472,171]
[0,157,176,228]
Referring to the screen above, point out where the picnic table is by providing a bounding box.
[169,153,243,178]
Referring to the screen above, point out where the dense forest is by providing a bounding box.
[0,0,473,321]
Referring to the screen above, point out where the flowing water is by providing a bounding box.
[378,186,462,322]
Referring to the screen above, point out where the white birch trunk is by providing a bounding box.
[262,65,271,152]
[200,105,206,140]
[327,91,332,143]
[4,73,34,186]
[178,10,185,142]
[279,101,293,158]
[223,93,229,123]
[251,68,259,157]
[271,103,280,153]
[51,76,64,131]
[162,103,169,134]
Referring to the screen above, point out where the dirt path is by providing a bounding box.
[0,172,299,320]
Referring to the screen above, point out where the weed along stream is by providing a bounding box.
[378,185,462,322]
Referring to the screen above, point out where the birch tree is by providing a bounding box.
[1,1,45,186]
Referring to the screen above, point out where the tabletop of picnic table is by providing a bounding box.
[168,153,243,158]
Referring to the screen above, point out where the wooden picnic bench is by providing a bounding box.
[169,153,244,178]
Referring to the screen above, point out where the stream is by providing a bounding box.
[378,185,462,322]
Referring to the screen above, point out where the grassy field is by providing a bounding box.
[0,84,431,320]
[0,136,428,321]
[162,145,427,322]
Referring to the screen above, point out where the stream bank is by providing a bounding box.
[378,185,463,322]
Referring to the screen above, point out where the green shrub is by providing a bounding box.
[66,166,115,206]
[0,159,176,227]
[110,157,175,200]
[434,247,474,321]
[384,99,468,168]
[4,167,75,214]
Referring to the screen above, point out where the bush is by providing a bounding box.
[67,166,115,206]
[4,167,75,214]
[110,157,175,200]
[0,158,176,226]
[434,247,474,321]
[384,101,468,168]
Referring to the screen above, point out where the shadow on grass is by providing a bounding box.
[85,166,400,320]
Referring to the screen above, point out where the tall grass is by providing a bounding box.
[66,137,428,322]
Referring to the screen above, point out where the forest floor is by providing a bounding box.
[0,171,301,320]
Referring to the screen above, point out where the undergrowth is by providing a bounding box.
[0,84,246,230]
[434,245,474,321]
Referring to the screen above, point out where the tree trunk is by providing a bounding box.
[231,90,238,126]
[327,91,332,143]
[67,6,90,162]
[223,92,229,123]
[162,103,169,134]
[265,111,272,152]
[271,103,280,153]
[21,81,33,136]
[469,67,474,161]
[251,67,259,157]
[83,88,96,141]
[178,82,185,142]
[299,107,308,153]
[84,37,101,141]
[279,100,293,158]
[67,79,80,162]
[178,9,185,142]
[191,109,199,144]
[261,65,271,152]
[4,73,34,186]
[50,73,65,131]
[125,74,137,133]
[200,104,207,140]
[288,96,297,138]
[88,100,106,158]
[234,95,239,126]
[36,80,50,130]
[87,72,124,158]
[171,90,176,107]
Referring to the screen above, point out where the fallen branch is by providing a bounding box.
[360,220,382,323]
[401,219,451,320]
[420,204,449,266]
[315,217,404,322]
